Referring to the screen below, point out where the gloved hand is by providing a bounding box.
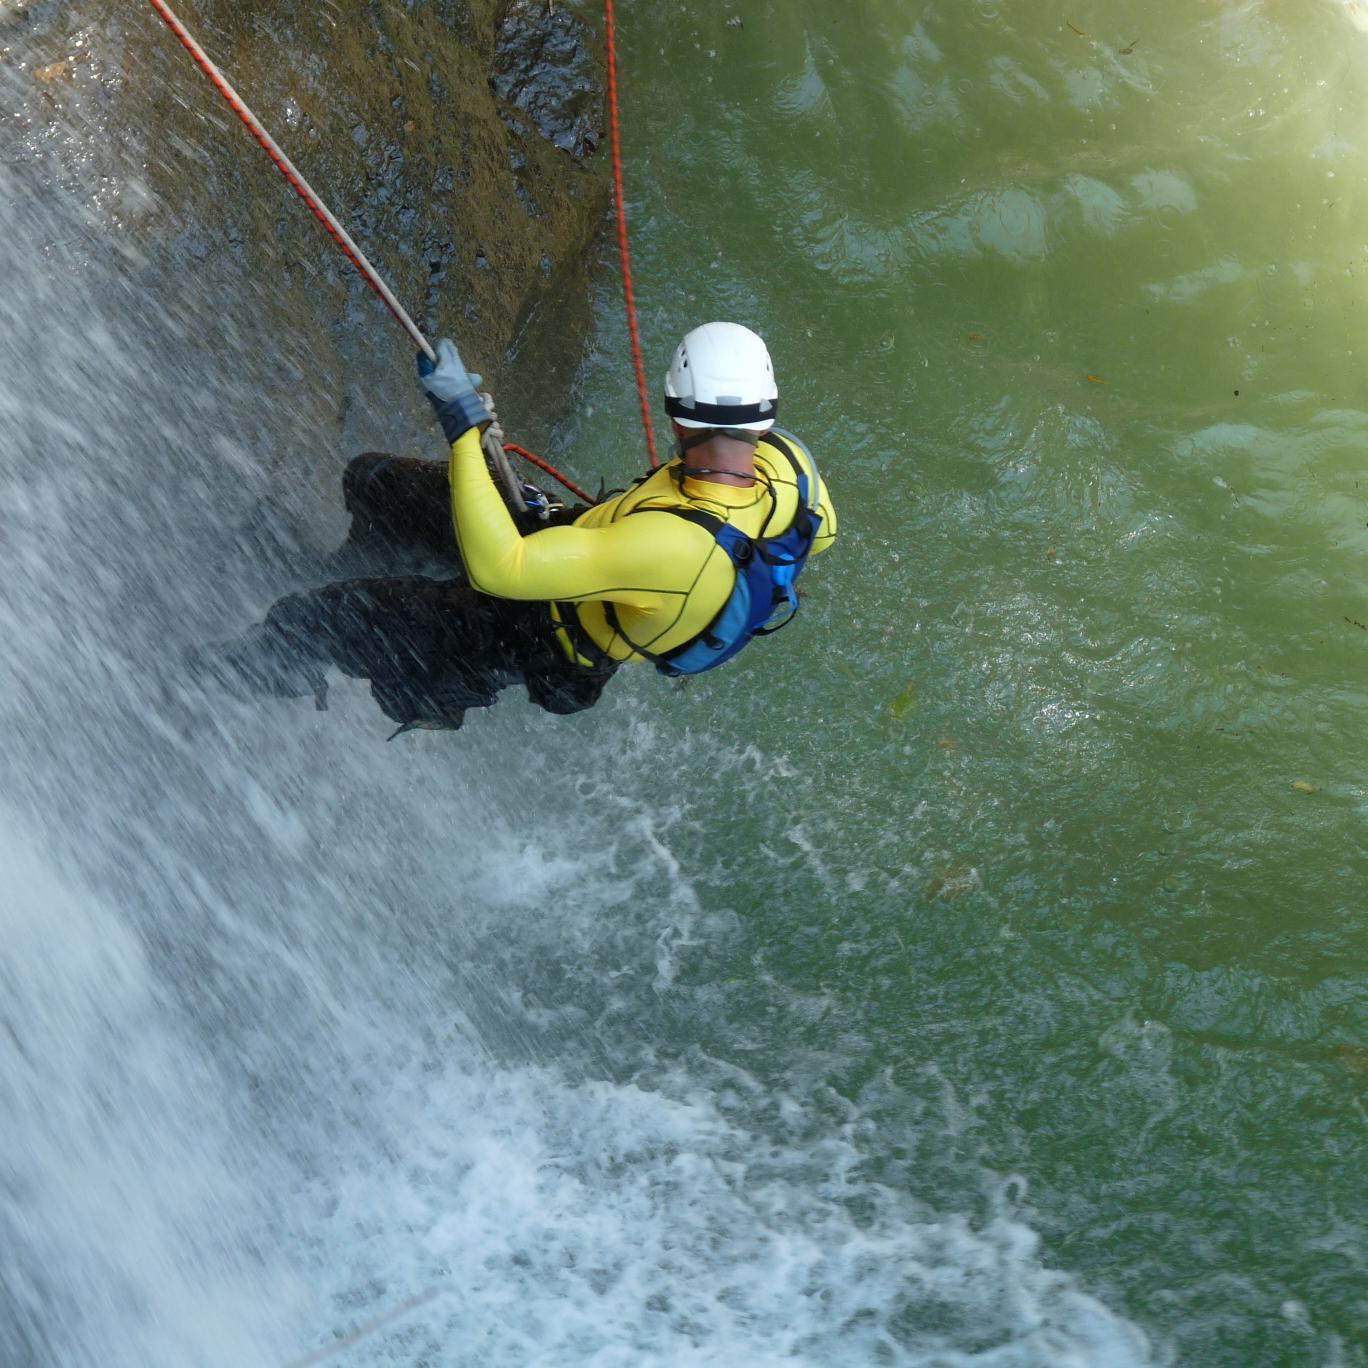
[417,338,491,444]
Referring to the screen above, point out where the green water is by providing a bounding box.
[7,0,1367,1360]
[560,0,1368,1360]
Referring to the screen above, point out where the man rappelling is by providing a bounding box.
[206,322,838,734]
[149,0,836,733]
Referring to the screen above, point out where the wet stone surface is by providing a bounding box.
[492,0,604,158]
[3,0,611,442]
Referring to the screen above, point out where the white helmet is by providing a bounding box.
[663,322,778,432]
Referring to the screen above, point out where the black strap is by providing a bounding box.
[659,506,724,538]
[603,601,668,667]
[553,602,618,669]
[665,395,778,426]
[760,431,811,498]
[754,597,801,637]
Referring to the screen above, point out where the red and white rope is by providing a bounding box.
[146,0,435,361]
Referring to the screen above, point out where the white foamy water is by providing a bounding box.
[1,810,1154,1367]
[0,25,1156,1367]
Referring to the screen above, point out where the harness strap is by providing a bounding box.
[552,601,618,669]
[759,430,819,513]
[657,506,724,538]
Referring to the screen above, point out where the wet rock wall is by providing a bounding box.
[3,0,609,447]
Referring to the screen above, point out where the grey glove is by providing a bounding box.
[417,338,490,443]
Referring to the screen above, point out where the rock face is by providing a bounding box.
[4,0,609,427]
[155,0,610,386]
[492,0,604,159]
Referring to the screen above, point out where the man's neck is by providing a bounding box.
[678,433,758,486]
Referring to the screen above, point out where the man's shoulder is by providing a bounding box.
[759,428,820,486]
[597,497,715,535]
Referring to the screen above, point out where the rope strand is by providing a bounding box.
[146,0,434,360]
[603,0,659,469]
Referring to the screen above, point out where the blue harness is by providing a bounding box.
[606,431,823,677]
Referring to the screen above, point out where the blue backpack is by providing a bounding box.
[606,431,824,677]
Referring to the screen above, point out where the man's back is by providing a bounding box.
[564,431,838,662]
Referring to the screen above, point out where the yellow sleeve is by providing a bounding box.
[448,428,706,605]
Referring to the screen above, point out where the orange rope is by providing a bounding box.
[603,0,659,468]
[503,443,593,506]
[501,0,658,501]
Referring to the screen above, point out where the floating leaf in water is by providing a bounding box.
[936,735,958,751]
[1044,546,1057,563]
[968,333,982,343]
[34,61,69,82]
[889,682,917,719]
[1338,1045,1368,1076]
[927,865,982,901]
[1086,374,1109,385]
[1291,780,1317,794]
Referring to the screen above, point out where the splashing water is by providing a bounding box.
[0,13,1161,1367]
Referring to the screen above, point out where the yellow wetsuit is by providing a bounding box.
[448,426,837,664]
